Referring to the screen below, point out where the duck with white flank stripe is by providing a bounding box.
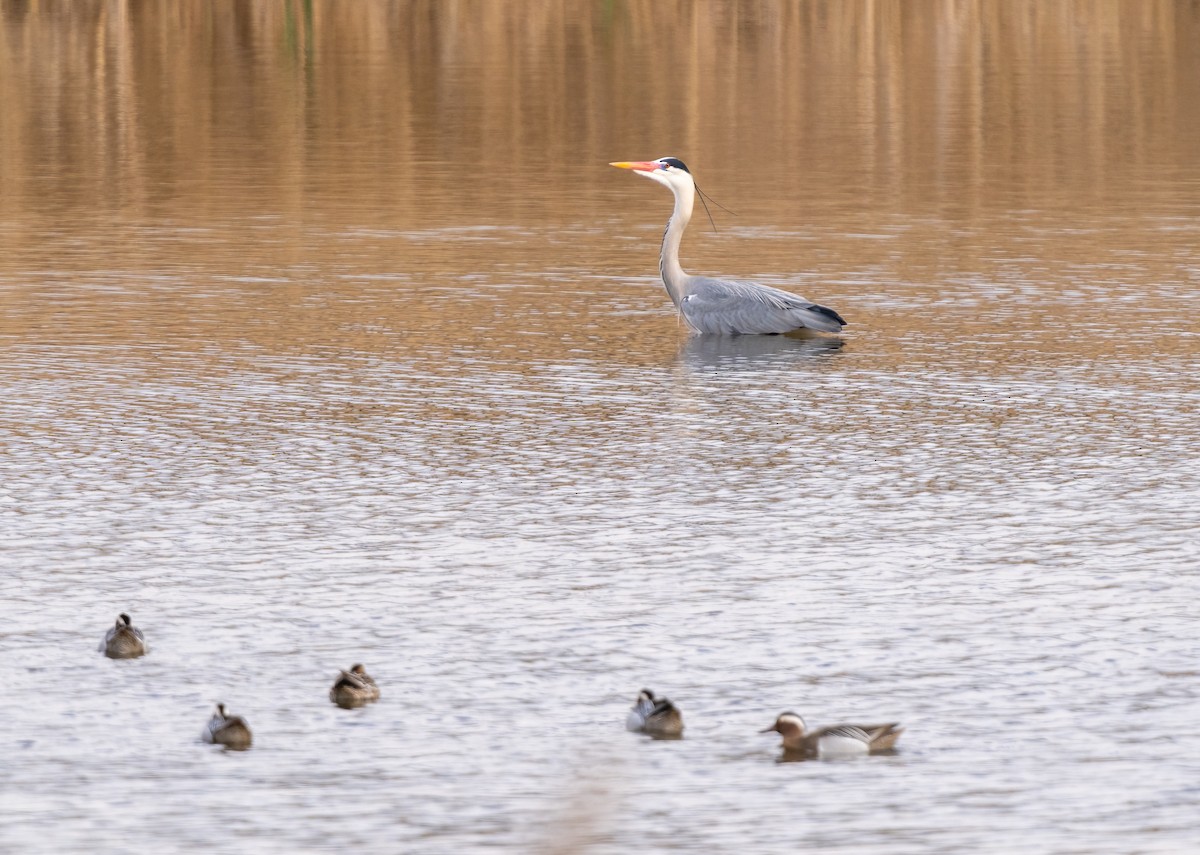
[760,711,902,759]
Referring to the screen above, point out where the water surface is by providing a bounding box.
[2,2,1199,853]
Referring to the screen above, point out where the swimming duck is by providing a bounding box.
[203,703,253,749]
[760,711,902,758]
[625,688,684,737]
[329,663,381,708]
[100,613,147,659]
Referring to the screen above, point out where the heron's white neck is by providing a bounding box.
[659,180,695,308]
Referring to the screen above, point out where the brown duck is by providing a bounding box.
[625,688,684,737]
[100,613,147,659]
[203,703,253,749]
[761,712,902,758]
[329,664,381,708]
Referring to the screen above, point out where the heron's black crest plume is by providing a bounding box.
[694,182,736,234]
[659,157,690,173]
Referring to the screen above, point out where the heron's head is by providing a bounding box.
[610,157,694,192]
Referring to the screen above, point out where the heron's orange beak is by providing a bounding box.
[610,160,662,173]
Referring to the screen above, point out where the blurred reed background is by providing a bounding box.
[2,0,1197,225]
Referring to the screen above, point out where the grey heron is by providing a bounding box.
[611,157,847,335]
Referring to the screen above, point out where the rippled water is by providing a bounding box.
[3,2,1200,853]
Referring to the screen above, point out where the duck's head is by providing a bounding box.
[760,712,807,736]
[349,663,366,675]
[215,703,228,719]
[634,688,660,706]
[117,613,132,628]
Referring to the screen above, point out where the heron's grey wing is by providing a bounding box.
[680,277,845,335]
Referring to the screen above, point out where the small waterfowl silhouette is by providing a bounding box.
[100,613,147,659]
[203,703,253,749]
[329,664,380,708]
[625,689,684,737]
[761,711,902,759]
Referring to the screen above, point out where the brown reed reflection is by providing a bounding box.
[1,0,1196,228]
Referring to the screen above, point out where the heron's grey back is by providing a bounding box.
[678,276,845,335]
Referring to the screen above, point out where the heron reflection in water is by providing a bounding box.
[678,332,844,372]
[611,158,847,336]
